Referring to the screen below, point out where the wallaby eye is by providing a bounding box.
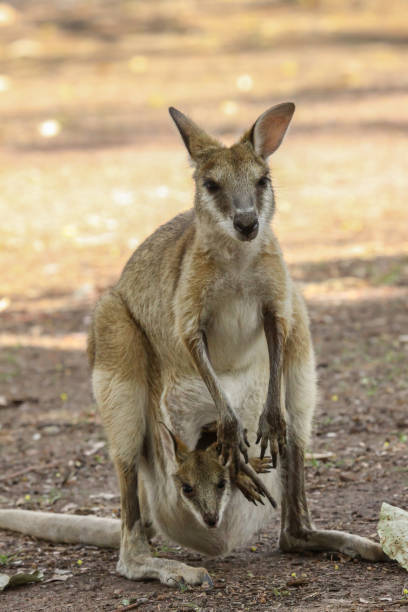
[182,483,193,495]
[217,479,226,490]
[257,175,269,188]
[203,179,220,194]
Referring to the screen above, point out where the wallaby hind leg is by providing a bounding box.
[279,303,385,562]
[138,475,156,541]
[91,291,213,586]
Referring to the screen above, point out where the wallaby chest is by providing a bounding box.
[204,274,265,372]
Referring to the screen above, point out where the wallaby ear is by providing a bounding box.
[242,102,295,159]
[169,107,221,162]
[159,421,189,464]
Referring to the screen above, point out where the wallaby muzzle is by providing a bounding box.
[233,211,259,241]
[203,512,219,528]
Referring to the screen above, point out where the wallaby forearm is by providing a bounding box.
[184,329,249,466]
[185,330,235,419]
[256,309,287,466]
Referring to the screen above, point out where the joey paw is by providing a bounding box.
[235,463,277,508]
[249,456,273,474]
[235,472,266,506]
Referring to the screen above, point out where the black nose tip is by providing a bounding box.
[204,515,218,528]
[233,213,259,238]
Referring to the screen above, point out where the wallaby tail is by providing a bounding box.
[0,509,120,548]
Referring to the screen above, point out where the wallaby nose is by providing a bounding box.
[203,513,219,528]
[233,211,259,240]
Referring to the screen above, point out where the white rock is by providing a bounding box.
[378,502,408,570]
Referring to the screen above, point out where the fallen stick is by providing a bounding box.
[305,452,335,461]
[0,462,60,482]
[112,601,149,612]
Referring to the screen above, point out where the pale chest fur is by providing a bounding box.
[204,272,265,373]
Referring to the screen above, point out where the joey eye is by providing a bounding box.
[203,179,220,194]
[217,479,226,490]
[257,176,269,188]
[182,484,193,495]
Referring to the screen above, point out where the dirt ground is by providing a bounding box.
[1,1,408,610]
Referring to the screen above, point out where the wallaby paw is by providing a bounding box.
[216,417,250,470]
[256,410,286,468]
[249,456,273,474]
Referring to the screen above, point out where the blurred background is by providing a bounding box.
[1,0,407,302]
[1,2,408,608]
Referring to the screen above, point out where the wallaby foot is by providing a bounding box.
[279,528,386,562]
[118,506,213,586]
[115,458,213,587]
[280,436,385,563]
[117,555,213,587]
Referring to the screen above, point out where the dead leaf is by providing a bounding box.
[0,570,43,590]
[45,573,72,583]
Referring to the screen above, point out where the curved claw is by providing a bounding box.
[217,421,250,468]
[202,573,214,589]
[236,479,261,505]
[271,438,279,469]
[220,446,231,466]
[239,442,249,464]
[256,413,287,467]
[250,456,273,474]
[238,461,277,509]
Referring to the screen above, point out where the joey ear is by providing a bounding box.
[169,107,221,162]
[159,421,189,464]
[242,102,295,159]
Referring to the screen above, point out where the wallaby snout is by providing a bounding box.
[203,512,219,528]
[233,210,259,241]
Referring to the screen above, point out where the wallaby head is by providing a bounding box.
[169,103,294,244]
[160,423,232,529]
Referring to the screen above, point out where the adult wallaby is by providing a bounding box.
[87,103,385,585]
